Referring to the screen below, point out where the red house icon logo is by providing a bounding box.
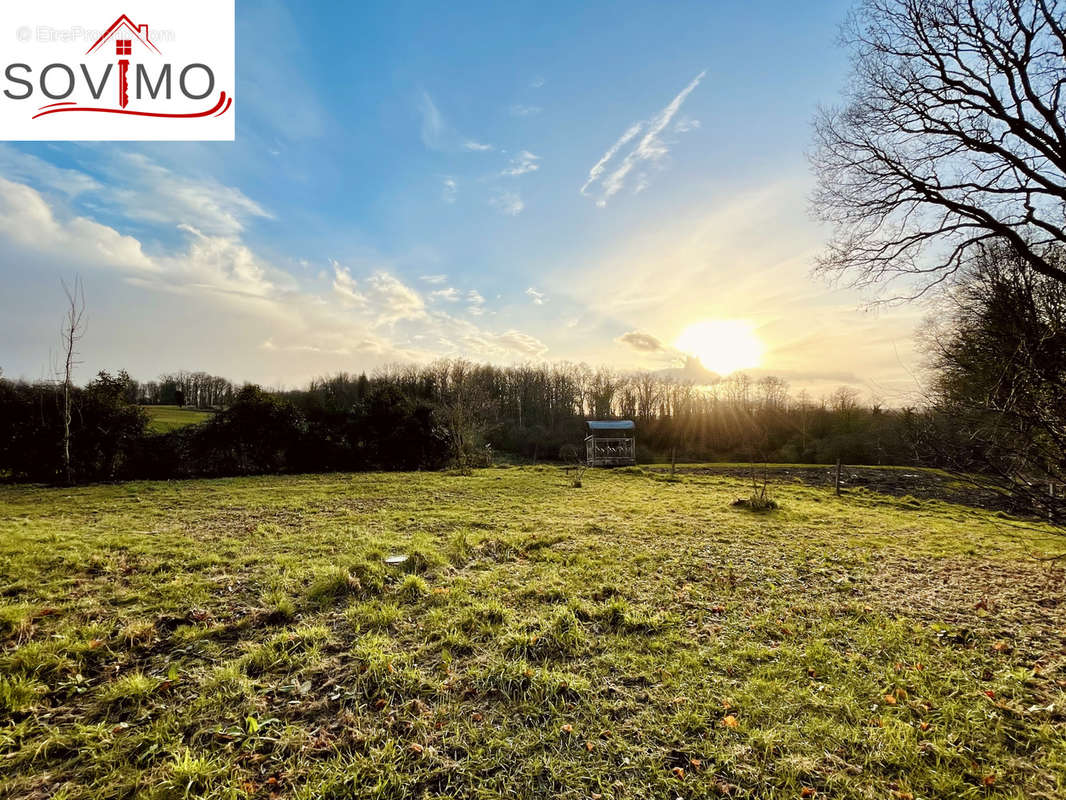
[87,15,162,109]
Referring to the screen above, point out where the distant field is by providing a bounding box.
[1,467,1064,798]
[142,404,215,433]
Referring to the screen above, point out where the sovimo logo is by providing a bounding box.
[1,1,234,141]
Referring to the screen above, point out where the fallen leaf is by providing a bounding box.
[722,715,739,728]
[409,743,423,754]
[883,694,897,705]
[585,741,594,752]
[801,788,816,798]
[471,712,483,722]
[671,767,685,779]
[690,758,702,769]
[983,774,996,787]
[560,724,573,734]
[919,721,931,731]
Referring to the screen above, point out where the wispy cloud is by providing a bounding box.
[496,330,548,356]
[330,261,367,307]
[529,76,545,89]
[491,191,524,216]
[431,287,460,302]
[420,274,448,284]
[366,272,426,324]
[525,287,546,305]
[418,91,494,153]
[580,70,706,207]
[442,177,457,203]
[501,150,540,177]
[509,104,542,117]
[467,289,486,315]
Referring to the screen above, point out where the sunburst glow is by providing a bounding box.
[675,319,763,376]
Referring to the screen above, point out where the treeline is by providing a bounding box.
[0,360,927,484]
[280,363,920,467]
[0,373,449,483]
[133,371,236,408]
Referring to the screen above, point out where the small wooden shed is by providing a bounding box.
[585,420,636,467]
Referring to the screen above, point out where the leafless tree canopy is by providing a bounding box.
[812,0,1066,297]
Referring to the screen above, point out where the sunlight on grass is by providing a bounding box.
[0,467,1064,798]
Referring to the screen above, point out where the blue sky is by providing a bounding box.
[0,0,928,400]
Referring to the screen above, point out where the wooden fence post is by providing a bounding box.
[835,459,842,497]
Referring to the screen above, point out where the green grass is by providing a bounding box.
[1,467,1064,799]
[141,405,215,433]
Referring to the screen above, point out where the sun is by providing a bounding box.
[675,319,763,376]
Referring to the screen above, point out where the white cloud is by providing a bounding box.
[501,150,540,177]
[496,330,548,356]
[366,271,426,324]
[525,286,546,305]
[0,176,156,274]
[104,152,272,236]
[530,76,545,88]
[510,104,543,117]
[418,91,448,150]
[418,91,494,153]
[0,145,102,198]
[467,289,486,315]
[442,177,457,203]
[332,261,365,307]
[431,287,461,302]
[581,70,706,206]
[491,191,524,216]
[0,170,555,383]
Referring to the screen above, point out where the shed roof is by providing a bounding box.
[586,420,635,430]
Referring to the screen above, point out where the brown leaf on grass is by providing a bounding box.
[883,694,897,705]
[982,774,996,786]
[409,743,423,754]
[560,724,573,734]
[801,788,817,798]
[892,793,914,800]
[471,712,483,722]
[722,715,739,728]
[585,741,594,752]
[919,721,931,731]
[671,767,685,779]
[690,758,702,769]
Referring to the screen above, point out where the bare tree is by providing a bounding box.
[812,0,1066,297]
[59,277,86,485]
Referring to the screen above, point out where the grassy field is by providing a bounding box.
[1,467,1065,799]
[142,405,215,434]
